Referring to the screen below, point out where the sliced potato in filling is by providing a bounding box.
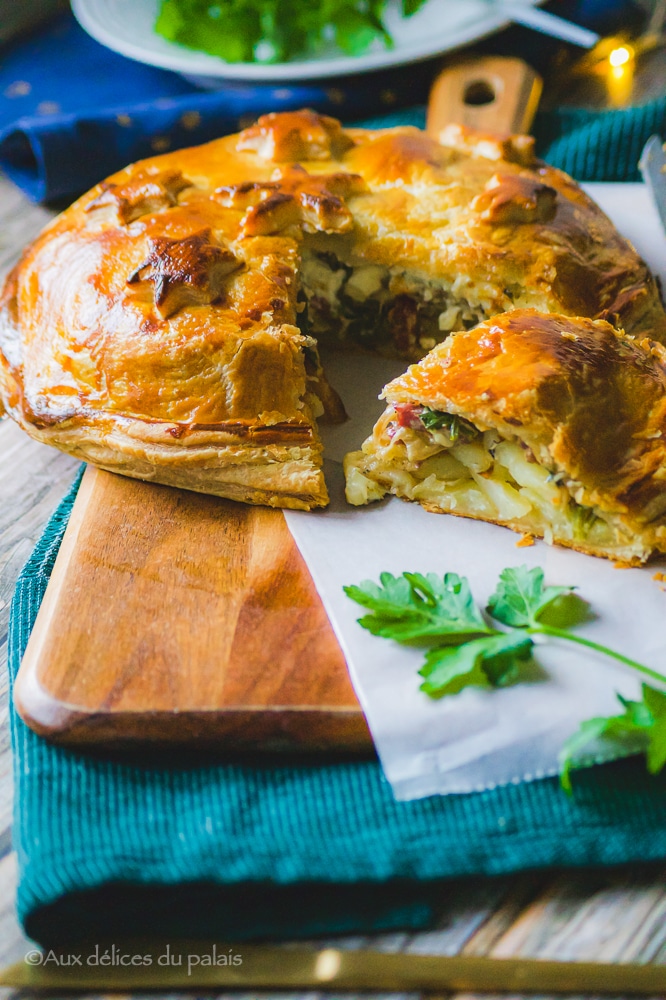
[345,414,632,557]
[344,310,666,565]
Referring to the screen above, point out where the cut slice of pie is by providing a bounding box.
[345,310,666,564]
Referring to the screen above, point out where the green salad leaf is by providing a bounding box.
[155,0,426,64]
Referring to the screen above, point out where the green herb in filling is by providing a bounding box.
[420,409,478,442]
[569,502,601,540]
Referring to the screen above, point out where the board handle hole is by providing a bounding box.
[464,80,496,106]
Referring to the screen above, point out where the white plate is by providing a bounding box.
[71,0,540,83]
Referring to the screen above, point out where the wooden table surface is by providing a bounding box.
[0,173,665,999]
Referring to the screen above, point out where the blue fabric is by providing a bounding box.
[0,13,433,201]
[0,3,656,202]
[10,475,666,947]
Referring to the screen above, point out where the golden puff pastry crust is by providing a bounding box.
[1,109,665,509]
[345,310,666,564]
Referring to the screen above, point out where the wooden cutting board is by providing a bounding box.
[14,467,371,751]
[14,58,540,752]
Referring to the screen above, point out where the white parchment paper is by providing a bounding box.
[285,184,666,799]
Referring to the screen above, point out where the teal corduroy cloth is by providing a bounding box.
[10,101,666,947]
[12,473,666,946]
[361,94,666,181]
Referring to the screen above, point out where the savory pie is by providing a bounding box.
[345,310,666,564]
[1,109,664,509]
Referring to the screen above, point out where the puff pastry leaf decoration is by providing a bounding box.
[86,168,192,224]
[236,109,354,161]
[1,111,665,512]
[438,123,536,166]
[215,165,366,235]
[127,230,242,318]
[472,174,557,224]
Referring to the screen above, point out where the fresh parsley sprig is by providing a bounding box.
[558,685,666,792]
[344,572,491,645]
[344,564,666,790]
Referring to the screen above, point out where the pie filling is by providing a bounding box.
[345,404,647,559]
[298,246,489,357]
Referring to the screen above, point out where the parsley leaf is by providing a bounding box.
[420,632,534,698]
[344,570,535,698]
[344,564,666,792]
[343,571,493,645]
[487,565,589,629]
[644,686,666,774]
[559,684,666,793]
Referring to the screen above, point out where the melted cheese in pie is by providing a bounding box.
[345,311,666,564]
